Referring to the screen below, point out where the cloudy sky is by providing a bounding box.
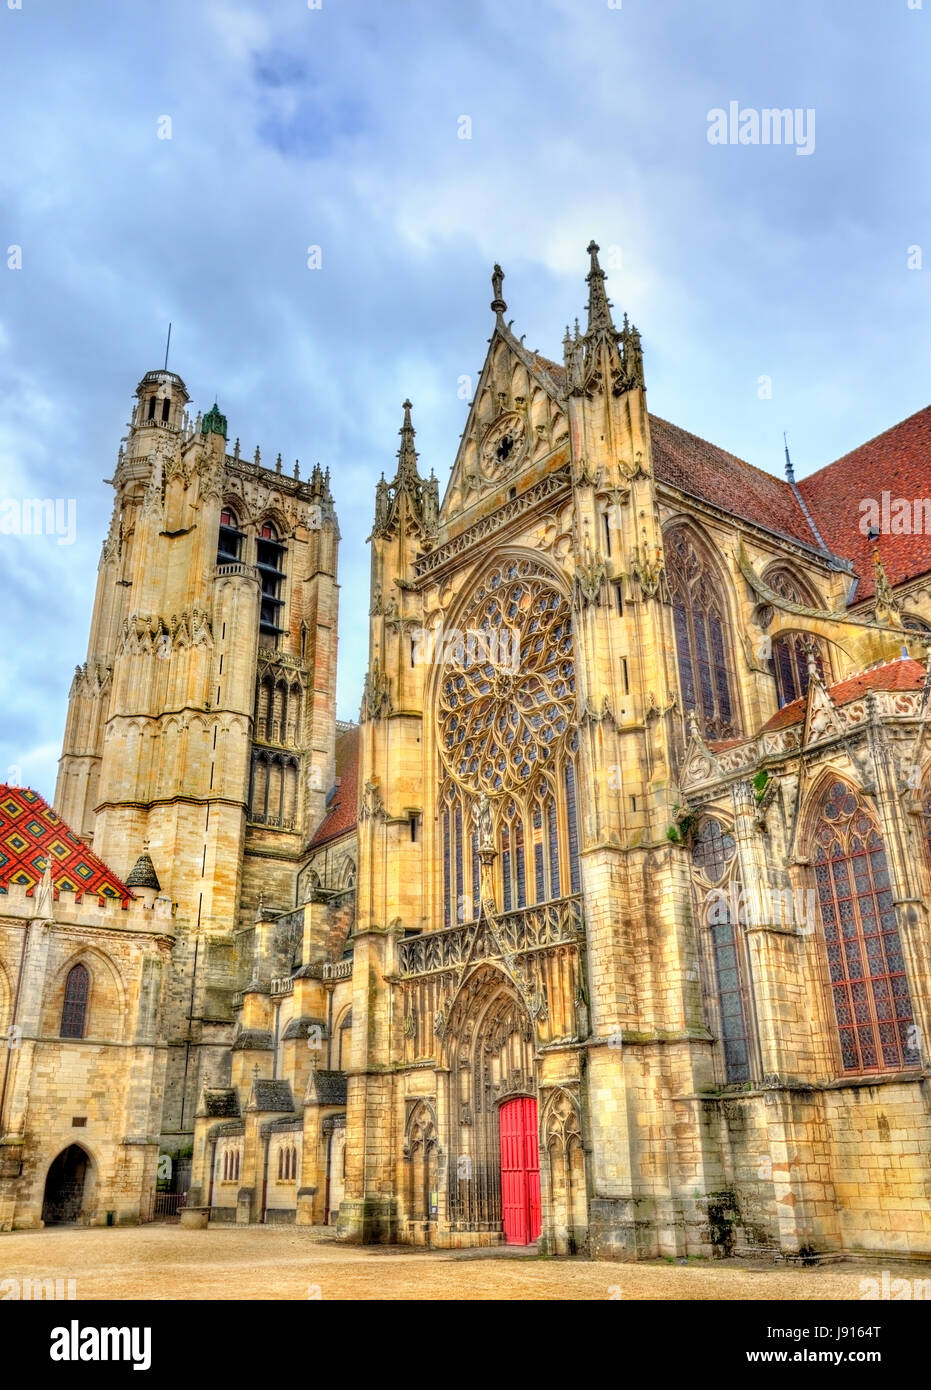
[1,0,929,801]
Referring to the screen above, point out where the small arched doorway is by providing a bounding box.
[42,1145,90,1225]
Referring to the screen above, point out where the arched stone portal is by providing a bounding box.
[442,965,539,1239]
[42,1145,91,1225]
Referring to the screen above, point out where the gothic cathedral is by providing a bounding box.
[2,245,931,1260]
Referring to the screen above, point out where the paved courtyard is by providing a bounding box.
[0,1224,922,1300]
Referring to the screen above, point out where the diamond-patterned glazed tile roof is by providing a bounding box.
[0,784,133,904]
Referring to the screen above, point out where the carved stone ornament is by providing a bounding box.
[481,411,527,482]
[361,659,392,721]
[359,780,385,822]
[573,538,606,607]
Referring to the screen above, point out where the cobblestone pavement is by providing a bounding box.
[0,1225,922,1300]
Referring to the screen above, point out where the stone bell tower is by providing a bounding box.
[55,362,340,1148]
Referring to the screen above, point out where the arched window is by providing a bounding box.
[812,780,918,1074]
[691,818,736,884]
[60,963,90,1039]
[440,785,467,926]
[904,615,931,634]
[531,779,560,903]
[665,526,738,739]
[762,566,829,707]
[435,558,580,926]
[257,521,286,645]
[692,819,752,1083]
[217,507,243,564]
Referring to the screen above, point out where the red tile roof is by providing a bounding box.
[798,405,931,600]
[649,415,820,548]
[307,725,360,849]
[0,785,133,904]
[758,657,926,734]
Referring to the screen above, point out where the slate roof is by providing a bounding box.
[252,1078,295,1112]
[232,1028,274,1052]
[126,848,160,891]
[0,784,133,904]
[310,1071,348,1105]
[200,1089,241,1119]
[307,724,360,850]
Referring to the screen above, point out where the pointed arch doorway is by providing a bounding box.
[499,1096,541,1245]
[42,1145,90,1225]
[443,965,543,1243]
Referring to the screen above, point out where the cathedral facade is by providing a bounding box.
[3,245,931,1258]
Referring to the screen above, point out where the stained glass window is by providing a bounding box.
[710,917,751,1083]
[813,780,918,1073]
[565,758,581,894]
[763,567,828,707]
[61,963,90,1039]
[692,818,736,884]
[436,559,582,922]
[665,526,738,739]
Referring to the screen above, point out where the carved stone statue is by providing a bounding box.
[472,791,494,850]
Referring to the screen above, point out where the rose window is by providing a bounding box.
[437,559,575,794]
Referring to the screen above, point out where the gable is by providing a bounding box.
[441,326,570,526]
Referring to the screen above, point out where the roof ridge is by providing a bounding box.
[650,413,797,492]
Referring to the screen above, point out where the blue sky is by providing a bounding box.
[1,0,930,801]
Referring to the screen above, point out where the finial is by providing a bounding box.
[293,460,300,480]
[397,400,418,482]
[585,239,617,337]
[275,452,282,474]
[783,432,795,484]
[254,445,261,466]
[490,263,507,318]
[233,438,240,460]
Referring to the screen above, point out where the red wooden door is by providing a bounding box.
[499,1097,541,1245]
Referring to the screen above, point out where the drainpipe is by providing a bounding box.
[260,1131,271,1224]
[206,1138,217,1211]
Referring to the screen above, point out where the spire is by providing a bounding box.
[571,241,645,395]
[490,263,507,320]
[397,399,419,486]
[783,432,795,484]
[584,241,617,338]
[126,841,161,892]
[370,401,437,541]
